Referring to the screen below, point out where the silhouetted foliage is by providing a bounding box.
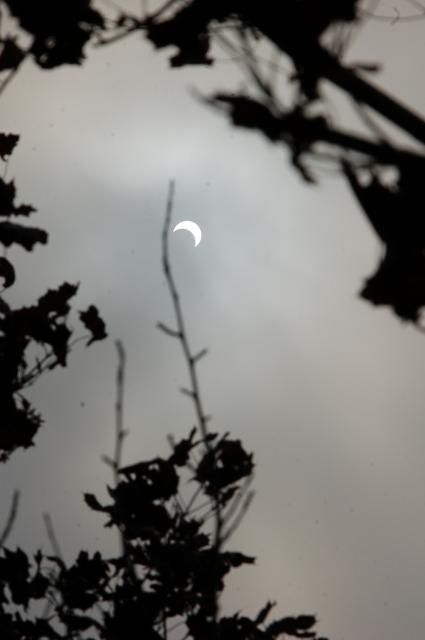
[0,441,324,638]
[3,0,104,68]
[0,134,107,461]
[2,0,425,325]
[0,184,327,639]
[0,425,324,639]
[136,0,425,326]
[1,2,425,638]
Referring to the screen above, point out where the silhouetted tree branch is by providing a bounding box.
[157,181,211,444]
[1,3,425,637]
[2,1,425,324]
[0,184,327,640]
[0,490,19,548]
[0,133,107,461]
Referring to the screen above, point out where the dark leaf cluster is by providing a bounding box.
[0,427,327,639]
[343,159,425,323]
[0,133,107,461]
[3,0,104,68]
[142,0,425,328]
[2,2,423,638]
[2,0,425,327]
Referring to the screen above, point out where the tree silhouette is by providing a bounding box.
[138,0,425,326]
[0,133,107,461]
[0,184,327,640]
[0,1,424,637]
[1,1,425,324]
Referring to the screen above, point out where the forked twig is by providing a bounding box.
[158,182,224,632]
[158,181,211,446]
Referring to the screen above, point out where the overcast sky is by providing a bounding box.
[1,4,425,640]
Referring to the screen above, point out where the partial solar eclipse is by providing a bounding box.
[173,220,202,247]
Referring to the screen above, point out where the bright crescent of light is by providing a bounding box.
[173,220,202,247]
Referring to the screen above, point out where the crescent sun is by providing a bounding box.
[173,220,202,247]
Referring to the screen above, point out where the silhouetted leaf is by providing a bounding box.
[0,257,15,288]
[168,427,197,466]
[0,133,19,160]
[146,3,216,68]
[38,282,79,316]
[0,396,43,461]
[222,551,255,568]
[0,547,30,606]
[255,600,276,625]
[0,178,35,218]
[29,572,49,600]
[267,614,317,637]
[118,457,179,501]
[5,0,105,68]
[196,436,254,495]
[84,493,106,512]
[79,305,107,345]
[0,178,16,215]
[0,221,47,250]
[211,94,282,142]
[0,39,25,71]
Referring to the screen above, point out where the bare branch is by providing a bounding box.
[0,50,29,99]
[160,181,211,445]
[101,454,115,469]
[217,7,425,146]
[221,473,255,527]
[180,386,195,398]
[104,339,140,586]
[0,490,19,548]
[42,513,64,563]
[159,181,224,631]
[315,48,425,146]
[156,321,181,338]
[222,490,255,544]
[360,0,425,23]
[192,347,208,363]
[112,339,127,483]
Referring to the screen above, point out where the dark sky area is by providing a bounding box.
[1,3,425,639]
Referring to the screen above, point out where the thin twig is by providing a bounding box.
[0,490,20,548]
[192,347,208,363]
[360,0,425,22]
[217,7,425,146]
[160,181,211,446]
[148,0,183,22]
[157,321,181,338]
[185,483,203,513]
[351,98,389,145]
[237,27,276,104]
[188,499,216,517]
[215,30,283,108]
[112,339,127,484]
[222,490,255,544]
[94,0,185,48]
[107,340,140,587]
[0,63,21,99]
[94,21,143,47]
[159,182,224,633]
[19,334,91,390]
[221,473,255,527]
[42,513,64,563]
[180,386,195,398]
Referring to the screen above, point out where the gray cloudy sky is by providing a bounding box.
[1,4,425,639]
